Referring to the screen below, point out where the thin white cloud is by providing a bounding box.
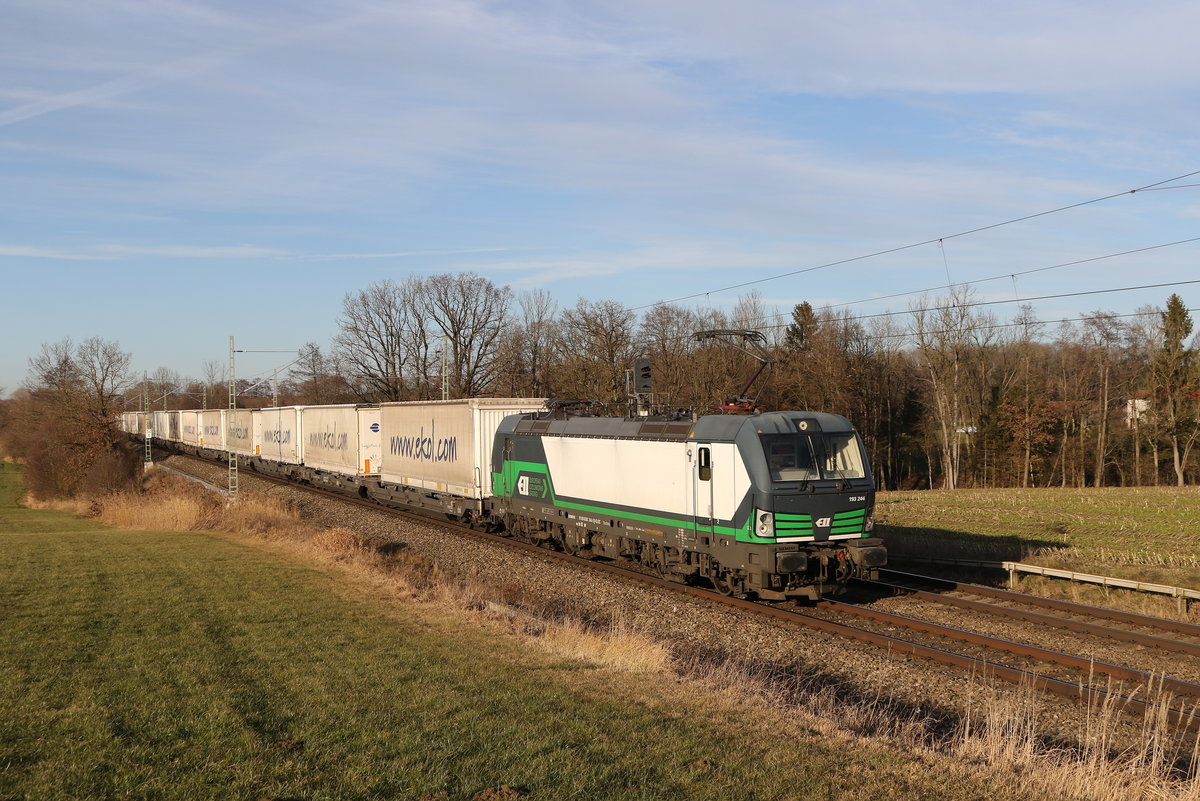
[0,243,515,262]
[0,245,108,261]
[0,4,382,130]
[0,243,289,260]
[293,248,510,260]
[94,244,291,258]
[591,0,1200,95]
[0,50,234,129]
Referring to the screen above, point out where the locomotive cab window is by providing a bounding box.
[698,447,711,481]
[761,433,866,482]
[814,433,867,479]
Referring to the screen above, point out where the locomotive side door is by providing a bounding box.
[692,444,715,535]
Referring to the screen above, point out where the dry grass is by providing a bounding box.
[952,680,1200,801]
[21,494,92,516]
[95,491,207,531]
[511,613,670,674]
[667,649,1200,800]
[32,475,1200,800]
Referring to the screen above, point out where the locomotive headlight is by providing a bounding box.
[756,511,774,537]
[865,513,875,532]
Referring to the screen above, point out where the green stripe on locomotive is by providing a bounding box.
[492,458,766,543]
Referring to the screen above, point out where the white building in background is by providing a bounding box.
[1125,397,1149,427]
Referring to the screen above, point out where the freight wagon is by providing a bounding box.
[365,398,549,521]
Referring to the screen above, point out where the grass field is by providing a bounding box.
[877,486,1200,572]
[1,462,1035,801]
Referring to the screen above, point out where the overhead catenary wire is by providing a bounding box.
[634,278,1200,354]
[632,169,1200,312]
[823,235,1200,313]
[758,277,1200,333]
[851,306,1200,347]
[639,234,1200,344]
[664,306,1199,352]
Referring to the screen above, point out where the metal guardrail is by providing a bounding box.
[889,554,1200,612]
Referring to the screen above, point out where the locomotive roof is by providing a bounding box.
[507,410,855,442]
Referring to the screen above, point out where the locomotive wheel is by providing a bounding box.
[564,531,591,558]
[710,570,736,596]
[643,545,667,578]
[502,513,526,540]
[709,564,745,597]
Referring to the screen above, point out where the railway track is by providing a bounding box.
[167,452,1200,728]
[869,568,1200,654]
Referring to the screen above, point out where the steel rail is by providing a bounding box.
[817,597,1200,700]
[881,569,1200,639]
[163,451,1200,728]
[861,578,1200,657]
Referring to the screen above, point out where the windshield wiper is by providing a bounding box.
[818,439,851,490]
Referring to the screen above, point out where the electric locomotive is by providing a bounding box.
[489,409,885,599]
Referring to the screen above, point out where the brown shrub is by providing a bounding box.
[311,527,372,554]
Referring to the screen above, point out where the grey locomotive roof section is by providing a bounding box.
[744,411,855,435]
[513,415,693,440]
[689,415,747,441]
[505,410,856,442]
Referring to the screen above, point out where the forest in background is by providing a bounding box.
[2,273,1197,495]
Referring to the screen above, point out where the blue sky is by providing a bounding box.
[3,0,1199,393]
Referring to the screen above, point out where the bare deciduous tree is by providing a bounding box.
[557,298,638,406]
[288,342,353,405]
[15,337,136,498]
[910,287,994,490]
[423,273,511,397]
[334,280,420,401]
[27,337,132,431]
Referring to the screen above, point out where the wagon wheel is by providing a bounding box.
[502,513,525,540]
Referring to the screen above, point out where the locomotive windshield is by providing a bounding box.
[761,433,867,482]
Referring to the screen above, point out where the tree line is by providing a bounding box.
[2,272,1197,495]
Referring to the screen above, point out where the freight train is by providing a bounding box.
[121,400,885,599]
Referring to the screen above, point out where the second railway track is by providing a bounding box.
[867,569,1200,654]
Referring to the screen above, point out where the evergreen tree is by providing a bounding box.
[784,302,816,350]
[1152,294,1198,485]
